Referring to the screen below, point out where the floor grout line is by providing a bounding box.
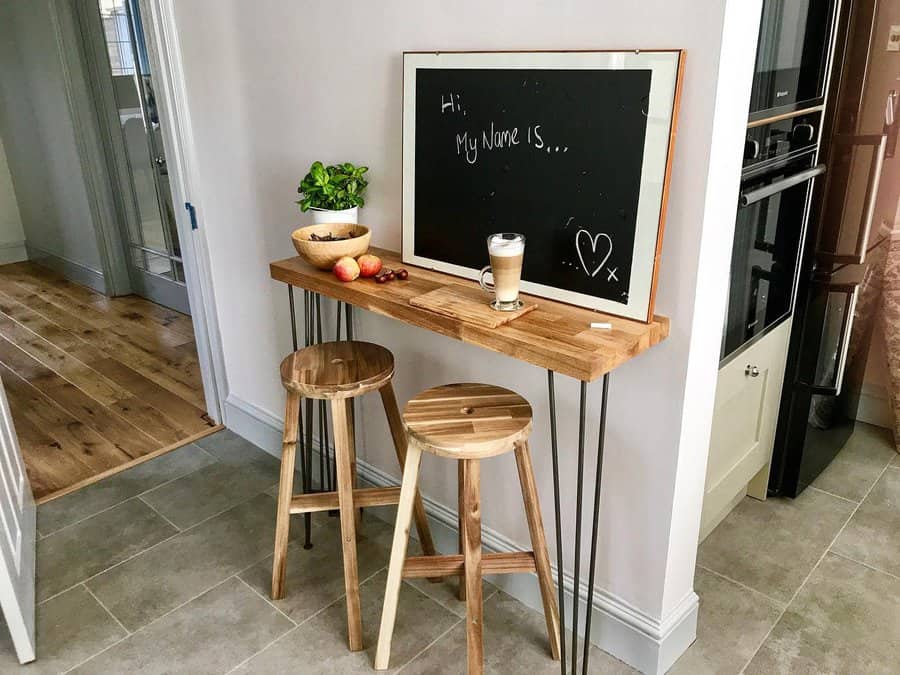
[82,583,132,636]
[396,616,464,673]
[806,485,860,505]
[827,549,900,583]
[38,485,273,607]
[738,460,893,674]
[37,445,218,538]
[694,564,787,608]
[62,574,239,674]
[234,575,299,627]
[136,495,183,532]
[222,565,389,675]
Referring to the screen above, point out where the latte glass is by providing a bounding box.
[479,233,525,311]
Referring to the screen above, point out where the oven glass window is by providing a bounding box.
[750,0,834,113]
[722,160,813,360]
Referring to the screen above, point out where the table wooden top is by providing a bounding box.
[270,248,669,382]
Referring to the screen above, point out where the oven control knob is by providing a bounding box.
[744,138,761,160]
[791,123,816,143]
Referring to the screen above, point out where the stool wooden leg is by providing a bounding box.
[332,397,363,651]
[271,390,300,600]
[345,400,362,531]
[462,458,484,675]
[457,460,466,601]
[514,440,561,660]
[379,382,437,558]
[375,442,423,670]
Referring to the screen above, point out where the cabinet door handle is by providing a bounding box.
[745,365,760,377]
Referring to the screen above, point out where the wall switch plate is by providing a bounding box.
[888,25,900,52]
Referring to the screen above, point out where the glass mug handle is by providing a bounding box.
[479,266,495,291]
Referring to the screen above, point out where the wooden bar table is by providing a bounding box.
[270,247,669,675]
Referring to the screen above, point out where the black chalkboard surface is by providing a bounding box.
[402,51,684,322]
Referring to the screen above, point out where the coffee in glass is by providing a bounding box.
[479,233,525,311]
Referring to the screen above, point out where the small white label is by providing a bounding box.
[888,25,900,52]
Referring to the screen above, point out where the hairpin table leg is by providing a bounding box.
[547,371,611,675]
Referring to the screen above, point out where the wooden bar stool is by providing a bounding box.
[272,340,437,651]
[375,383,561,673]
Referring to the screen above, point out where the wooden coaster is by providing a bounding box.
[410,285,537,328]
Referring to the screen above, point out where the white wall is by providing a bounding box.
[0,0,105,286]
[0,134,26,264]
[170,1,760,670]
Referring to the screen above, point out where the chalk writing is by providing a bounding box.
[443,93,568,164]
[575,228,613,279]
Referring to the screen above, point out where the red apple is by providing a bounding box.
[333,256,360,282]
[357,254,383,278]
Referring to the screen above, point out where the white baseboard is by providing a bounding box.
[224,392,698,674]
[0,241,27,265]
[24,244,106,293]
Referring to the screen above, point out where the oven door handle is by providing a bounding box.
[739,164,827,206]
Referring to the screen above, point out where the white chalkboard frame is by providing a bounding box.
[401,49,685,323]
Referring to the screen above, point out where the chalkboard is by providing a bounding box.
[402,51,684,322]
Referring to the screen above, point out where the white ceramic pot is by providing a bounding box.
[311,207,358,224]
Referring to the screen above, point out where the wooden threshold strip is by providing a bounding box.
[402,551,536,578]
[290,486,401,514]
[34,424,223,505]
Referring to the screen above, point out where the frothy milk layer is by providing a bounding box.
[488,236,525,257]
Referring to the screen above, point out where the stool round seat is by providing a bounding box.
[402,383,532,459]
[280,341,394,399]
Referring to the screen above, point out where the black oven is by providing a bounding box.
[749,0,838,120]
[722,113,826,362]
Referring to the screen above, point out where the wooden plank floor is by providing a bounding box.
[0,262,217,502]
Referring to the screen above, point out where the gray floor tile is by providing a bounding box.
[71,577,292,675]
[37,498,177,602]
[239,521,389,623]
[194,428,277,466]
[832,467,900,577]
[86,493,301,632]
[0,585,126,674]
[745,553,900,675]
[139,458,280,530]
[402,591,560,675]
[697,489,854,603]
[668,567,782,675]
[404,575,497,620]
[234,570,458,674]
[811,423,896,502]
[37,445,215,536]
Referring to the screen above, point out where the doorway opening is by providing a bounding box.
[0,0,219,505]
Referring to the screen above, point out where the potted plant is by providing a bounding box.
[297,161,369,224]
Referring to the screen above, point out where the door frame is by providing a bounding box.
[52,0,226,423]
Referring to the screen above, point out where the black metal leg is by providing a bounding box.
[547,371,567,675]
[302,291,314,549]
[582,374,609,673]
[547,372,611,675]
[288,286,311,548]
[571,381,588,675]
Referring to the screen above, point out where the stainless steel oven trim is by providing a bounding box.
[740,164,827,206]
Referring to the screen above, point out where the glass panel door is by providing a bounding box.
[97,0,189,314]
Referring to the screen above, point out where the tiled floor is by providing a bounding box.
[0,424,897,673]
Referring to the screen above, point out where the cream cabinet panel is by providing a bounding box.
[701,320,793,540]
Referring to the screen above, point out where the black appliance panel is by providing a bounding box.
[750,0,837,117]
[722,152,823,361]
[744,112,822,171]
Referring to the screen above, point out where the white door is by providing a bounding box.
[0,373,35,664]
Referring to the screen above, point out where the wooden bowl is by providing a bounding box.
[291,223,371,270]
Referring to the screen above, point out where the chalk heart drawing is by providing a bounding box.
[575,228,612,278]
